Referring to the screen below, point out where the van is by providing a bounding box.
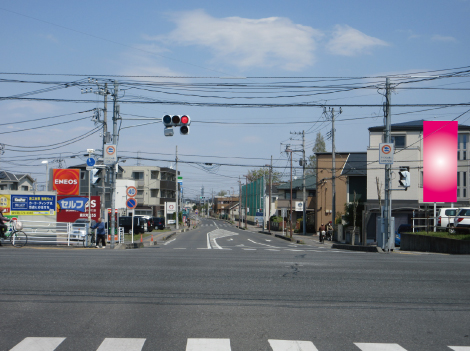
[118,216,145,234]
[436,208,459,233]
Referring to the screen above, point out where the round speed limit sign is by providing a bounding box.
[126,186,137,198]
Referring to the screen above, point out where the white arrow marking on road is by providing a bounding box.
[97,338,146,351]
[186,338,231,350]
[269,339,318,351]
[10,337,66,351]
[354,343,407,351]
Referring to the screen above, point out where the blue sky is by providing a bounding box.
[1,0,469,199]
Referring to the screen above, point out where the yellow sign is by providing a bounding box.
[0,195,11,214]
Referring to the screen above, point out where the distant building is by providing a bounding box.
[0,171,35,191]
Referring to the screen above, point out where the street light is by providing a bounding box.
[41,160,48,191]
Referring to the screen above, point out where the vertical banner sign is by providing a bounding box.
[53,169,80,195]
[423,121,458,202]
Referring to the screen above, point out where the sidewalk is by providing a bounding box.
[238,222,380,252]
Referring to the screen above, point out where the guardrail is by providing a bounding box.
[15,221,124,246]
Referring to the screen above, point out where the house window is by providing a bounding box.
[11,183,18,190]
[151,189,159,197]
[151,171,159,179]
[391,135,406,148]
[308,190,315,197]
[285,191,297,200]
[21,186,28,191]
[132,172,144,180]
[137,190,144,196]
[81,171,86,180]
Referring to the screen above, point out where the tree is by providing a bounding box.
[217,190,227,196]
[306,132,327,175]
[246,168,282,183]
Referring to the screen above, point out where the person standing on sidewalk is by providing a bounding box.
[319,223,326,243]
[91,218,106,248]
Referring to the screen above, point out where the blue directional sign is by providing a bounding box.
[86,157,96,167]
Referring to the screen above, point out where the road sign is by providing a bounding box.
[379,143,394,164]
[126,198,137,210]
[126,186,137,198]
[86,157,96,167]
[104,144,117,165]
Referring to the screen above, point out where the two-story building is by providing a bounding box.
[213,195,239,219]
[365,119,470,241]
[315,152,367,230]
[0,171,35,191]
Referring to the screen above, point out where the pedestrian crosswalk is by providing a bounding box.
[6,337,470,350]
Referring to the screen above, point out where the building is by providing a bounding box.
[117,166,178,217]
[365,120,470,241]
[0,171,35,191]
[315,152,367,230]
[276,175,316,230]
[213,195,239,219]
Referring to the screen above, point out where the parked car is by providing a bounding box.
[395,223,412,247]
[152,217,165,230]
[118,216,146,234]
[453,208,470,234]
[436,207,459,233]
[135,216,154,232]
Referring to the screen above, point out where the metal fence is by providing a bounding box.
[13,221,124,246]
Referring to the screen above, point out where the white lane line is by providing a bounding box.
[173,248,187,250]
[286,249,305,252]
[354,343,407,351]
[449,347,470,350]
[186,338,231,350]
[269,339,318,351]
[164,239,176,246]
[97,338,146,351]
[243,249,257,251]
[207,232,212,249]
[212,220,218,228]
[266,249,280,251]
[10,337,66,351]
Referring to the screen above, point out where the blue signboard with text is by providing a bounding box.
[10,195,56,215]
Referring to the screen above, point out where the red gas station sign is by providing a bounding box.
[53,169,80,195]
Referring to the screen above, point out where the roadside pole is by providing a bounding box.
[110,81,119,249]
[176,146,179,230]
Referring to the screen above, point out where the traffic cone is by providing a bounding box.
[151,234,154,242]
[140,233,143,243]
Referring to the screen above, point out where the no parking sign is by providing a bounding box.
[379,143,394,164]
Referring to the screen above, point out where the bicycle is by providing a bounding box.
[83,232,96,247]
[3,221,28,247]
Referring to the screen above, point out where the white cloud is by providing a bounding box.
[160,10,322,71]
[327,25,389,56]
[431,35,457,42]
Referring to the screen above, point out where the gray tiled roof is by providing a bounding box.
[341,153,367,176]
[277,175,316,190]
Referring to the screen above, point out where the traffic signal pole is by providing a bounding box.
[110,81,119,249]
[176,145,179,230]
[384,78,392,251]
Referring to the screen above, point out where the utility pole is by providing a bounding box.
[238,177,241,228]
[285,145,293,239]
[101,83,108,220]
[324,107,341,239]
[384,78,392,251]
[302,131,306,235]
[110,80,119,249]
[176,145,179,230]
[244,175,248,229]
[269,156,272,234]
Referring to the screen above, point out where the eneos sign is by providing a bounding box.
[53,169,80,195]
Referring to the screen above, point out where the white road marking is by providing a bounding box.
[269,339,318,351]
[173,248,187,250]
[10,337,66,351]
[186,338,231,350]
[449,347,470,350]
[164,239,176,245]
[97,338,146,351]
[243,248,257,250]
[354,343,407,351]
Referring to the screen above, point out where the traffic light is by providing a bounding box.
[162,114,191,136]
[398,168,410,188]
[180,115,190,135]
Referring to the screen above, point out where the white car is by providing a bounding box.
[436,207,459,234]
[453,208,470,234]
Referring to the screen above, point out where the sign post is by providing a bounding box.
[126,197,137,243]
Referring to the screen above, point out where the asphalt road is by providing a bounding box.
[1,217,469,351]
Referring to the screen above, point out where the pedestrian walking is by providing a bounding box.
[91,218,106,248]
[187,218,191,228]
[319,223,326,243]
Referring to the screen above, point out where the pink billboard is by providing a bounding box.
[423,121,457,202]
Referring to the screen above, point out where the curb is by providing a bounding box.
[332,244,379,252]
